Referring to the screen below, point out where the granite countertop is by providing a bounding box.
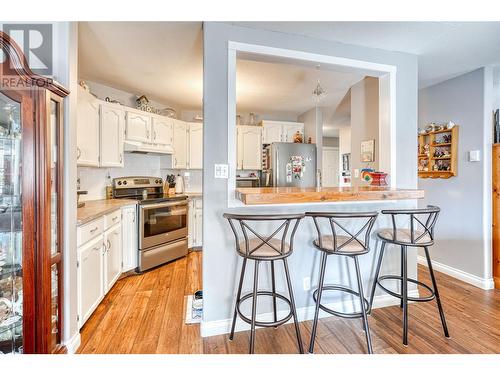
[77,198,138,226]
[236,186,424,205]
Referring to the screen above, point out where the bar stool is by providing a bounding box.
[306,211,378,354]
[368,205,449,346]
[223,213,305,354]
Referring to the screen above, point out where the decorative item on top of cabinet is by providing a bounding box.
[418,125,459,179]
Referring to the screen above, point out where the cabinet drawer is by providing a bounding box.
[104,210,121,229]
[77,217,104,247]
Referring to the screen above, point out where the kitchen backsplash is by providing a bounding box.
[78,153,202,201]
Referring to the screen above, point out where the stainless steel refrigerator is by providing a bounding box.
[263,142,317,187]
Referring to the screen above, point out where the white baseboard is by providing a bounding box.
[64,332,81,354]
[417,255,494,290]
[200,290,419,338]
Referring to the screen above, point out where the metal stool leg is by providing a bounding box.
[230,258,247,340]
[271,260,278,327]
[308,251,328,353]
[400,246,404,309]
[424,246,450,338]
[283,258,304,354]
[249,260,260,354]
[354,256,373,354]
[368,241,386,314]
[402,246,408,346]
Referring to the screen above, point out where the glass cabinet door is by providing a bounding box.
[48,97,63,352]
[0,92,23,354]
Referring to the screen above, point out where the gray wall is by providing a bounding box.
[418,68,493,280]
[323,137,339,148]
[350,77,379,186]
[298,107,323,167]
[202,22,418,327]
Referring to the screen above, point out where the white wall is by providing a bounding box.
[202,22,418,333]
[418,68,494,286]
[79,154,202,200]
[298,107,323,167]
[350,77,379,186]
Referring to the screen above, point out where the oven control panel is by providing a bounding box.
[113,176,163,189]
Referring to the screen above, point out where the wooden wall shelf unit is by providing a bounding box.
[418,126,458,179]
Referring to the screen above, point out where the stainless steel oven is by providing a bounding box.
[139,200,188,249]
[112,176,189,272]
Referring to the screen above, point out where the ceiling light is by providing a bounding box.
[312,65,327,103]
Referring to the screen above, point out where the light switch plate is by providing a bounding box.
[214,164,229,179]
[469,150,481,162]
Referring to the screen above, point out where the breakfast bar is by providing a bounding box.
[236,186,425,205]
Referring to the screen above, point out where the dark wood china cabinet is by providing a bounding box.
[0,31,68,353]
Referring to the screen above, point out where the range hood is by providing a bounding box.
[124,140,174,155]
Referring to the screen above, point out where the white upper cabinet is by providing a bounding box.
[125,109,151,143]
[237,126,262,170]
[188,122,203,169]
[172,119,188,169]
[152,115,173,145]
[77,87,100,167]
[262,122,283,144]
[261,121,304,144]
[100,103,124,167]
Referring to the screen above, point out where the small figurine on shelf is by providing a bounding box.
[443,134,452,143]
[424,143,430,156]
[293,131,303,143]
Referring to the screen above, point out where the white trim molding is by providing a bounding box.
[225,41,398,208]
[64,332,81,354]
[417,256,494,290]
[201,289,419,338]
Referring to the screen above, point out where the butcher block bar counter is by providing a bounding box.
[236,186,424,205]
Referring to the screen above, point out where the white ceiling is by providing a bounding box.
[79,21,500,117]
[78,22,203,110]
[236,57,364,120]
[234,22,500,88]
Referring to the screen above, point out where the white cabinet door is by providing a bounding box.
[104,224,122,293]
[76,87,100,166]
[283,124,304,143]
[100,103,124,167]
[194,205,203,247]
[238,126,262,170]
[188,199,195,248]
[125,110,151,143]
[121,206,138,272]
[262,122,283,144]
[77,236,104,328]
[152,116,173,145]
[172,120,188,169]
[237,128,243,170]
[188,122,203,169]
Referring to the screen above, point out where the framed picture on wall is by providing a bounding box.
[361,139,375,162]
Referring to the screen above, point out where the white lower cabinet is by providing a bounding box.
[77,235,104,328]
[121,205,138,272]
[188,197,203,248]
[77,207,137,329]
[104,224,122,293]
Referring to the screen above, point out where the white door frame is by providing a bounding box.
[227,41,397,207]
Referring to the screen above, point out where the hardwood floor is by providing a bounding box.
[78,251,500,354]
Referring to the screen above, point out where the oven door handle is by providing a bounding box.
[140,201,188,210]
